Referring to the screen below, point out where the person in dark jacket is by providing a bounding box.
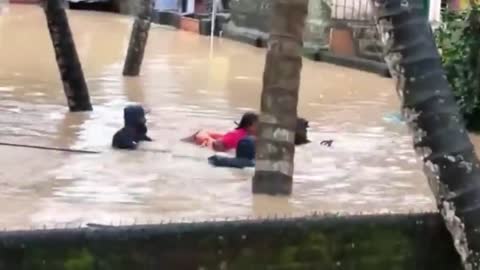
[112,105,152,150]
[208,136,255,169]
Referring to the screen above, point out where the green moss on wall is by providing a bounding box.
[0,214,462,270]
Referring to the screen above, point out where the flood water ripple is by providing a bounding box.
[0,5,444,229]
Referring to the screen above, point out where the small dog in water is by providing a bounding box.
[295,118,310,145]
[112,105,152,150]
[296,117,333,147]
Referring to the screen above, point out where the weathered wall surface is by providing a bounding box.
[305,0,331,50]
[224,0,331,50]
[330,21,383,60]
[113,0,139,15]
[223,0,382,63]
[0,213,461,269]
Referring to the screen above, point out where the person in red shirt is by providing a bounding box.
[189,112,258,152]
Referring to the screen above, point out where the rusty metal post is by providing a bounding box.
[373,0,480,269]
[252,0,308,196]
[42,0,92,111]
[122,0,153,76]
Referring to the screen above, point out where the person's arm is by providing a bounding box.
[140,134,153,142]
[137,125,153,142]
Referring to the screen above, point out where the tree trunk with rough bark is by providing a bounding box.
[42,0,92,112]
[122,0,153,76]
[373,0,480,268]
[252,0,308,196]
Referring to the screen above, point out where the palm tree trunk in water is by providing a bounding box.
[373,0,480,268]
[122,0,153,76]
[42,0,92,112]
[252,0,308,196]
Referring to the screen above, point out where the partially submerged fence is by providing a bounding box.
[331,0,373,22]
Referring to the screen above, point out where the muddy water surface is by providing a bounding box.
[0,5,439,229]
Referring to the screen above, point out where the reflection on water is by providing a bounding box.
[0,5,440,229]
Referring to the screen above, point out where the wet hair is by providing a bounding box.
[236,112,259,130]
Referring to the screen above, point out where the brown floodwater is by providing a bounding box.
[0,4,445,229]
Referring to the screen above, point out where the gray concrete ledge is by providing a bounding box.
[316,51,391,77]
[221,22,391,77]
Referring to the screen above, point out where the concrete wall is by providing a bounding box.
[305,0,331,50]
[112,0,139,15]
[224,0,331,50]
[0,213,462,269]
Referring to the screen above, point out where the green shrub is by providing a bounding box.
[435,5,480,131]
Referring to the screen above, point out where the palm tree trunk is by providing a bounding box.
[373,0,480,268]
[252,0,308,196]
[122,0,153,76]
[42,0,92,112]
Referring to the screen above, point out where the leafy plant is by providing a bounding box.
[435,4,480,130]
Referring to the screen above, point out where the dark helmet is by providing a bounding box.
[124,105,147,127]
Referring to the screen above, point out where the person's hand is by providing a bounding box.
[201,138,214,148]
[200,139,209,147]
[320,140,333,147]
